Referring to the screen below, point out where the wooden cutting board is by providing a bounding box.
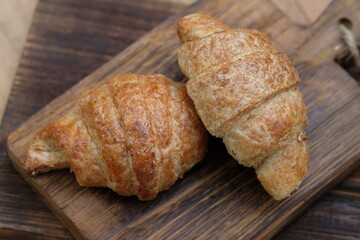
[7,0,360,239]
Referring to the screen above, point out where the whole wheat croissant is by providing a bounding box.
[177,13,308,200]
[24,73,208,201]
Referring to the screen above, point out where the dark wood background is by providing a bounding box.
[0,0,359,239]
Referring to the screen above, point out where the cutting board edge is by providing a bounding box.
[5,0,360,238]
[5,0,204,146]
[257,152,360,239]
[7,146,86,240]
[7,134,360,240]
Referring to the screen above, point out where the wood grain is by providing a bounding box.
[277,176,360,239]
[6,0,360,239]
[1,0,360,239]
[0,0,195,239]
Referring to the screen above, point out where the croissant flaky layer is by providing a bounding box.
[177,13,309,200]
[25,73,208,200]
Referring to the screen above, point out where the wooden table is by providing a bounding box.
[0,0,359,239]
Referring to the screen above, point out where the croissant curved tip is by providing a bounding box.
[177,13,231,43]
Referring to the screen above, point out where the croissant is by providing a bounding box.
[177,13,308,200]
[24,73,208,201]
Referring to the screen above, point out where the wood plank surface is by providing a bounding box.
[1,0,360,239]
[0,0,195,239]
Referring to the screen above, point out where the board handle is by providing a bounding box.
[335,17,360,83]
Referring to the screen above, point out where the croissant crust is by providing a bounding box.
[177,13,309,200]
[25,73,208,201]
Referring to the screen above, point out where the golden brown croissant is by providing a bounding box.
[177,13,308,200]
[24,73,208,201]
